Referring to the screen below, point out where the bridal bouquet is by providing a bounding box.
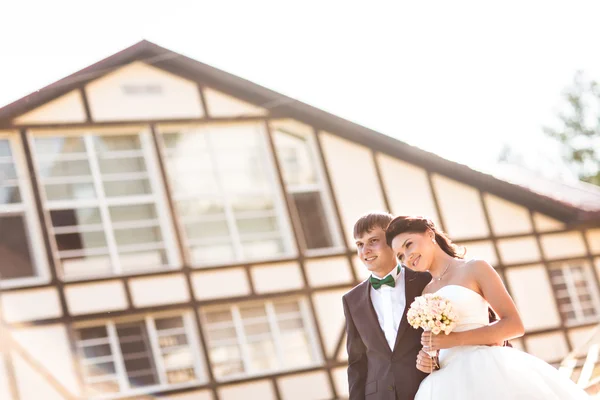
[407,293,458,350]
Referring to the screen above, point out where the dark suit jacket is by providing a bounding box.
[342,268,431,400]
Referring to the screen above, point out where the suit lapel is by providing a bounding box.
[392,268,422,352]
[359,279,393,355]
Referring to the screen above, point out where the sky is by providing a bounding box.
[2,0,600,182]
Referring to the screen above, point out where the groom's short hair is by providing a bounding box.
[353,212,394,239]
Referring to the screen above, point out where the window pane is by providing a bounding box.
[0,162,18,180]
[113,227,162,248]
[1,139,26,218]
[172,174,217,196]
[202,298,318,379]
[236,216,278,236]
[550,262,600,324]
[78,326,109,340]
[103,179,152,197]
[55,231,107,251]
[185,220,230,241]
[50,209,108,250]
[33,132,174,278]
[51,207,102,227]
[82,343,112,358]
[273,127,339,252]
[176,199,224,218]
[156,316,185,330]
[166,367,197,384]
[95,136,150,197]
[163,132,208,151]
[37,159,91,178]
[49,208,113,277]
[273,129,318,186]
[231,195,274,213]
[116,321,159,388]
[292,192,333,250]
[242,304,277,373]
[76,325,118,396]
[34,136,86,155]
[280,331,313,367]
[203,308,243,378]
[109,204,157,223]
[94,135,142,152]
[247,340,277,372]
[84,361,116,377]
[204,309,233,324]
[160,124,291,266]
[0,214,35,279]
[119,249,167,273]
[273,301,300,315]
[210,345,243,378]
[155,316,197,384]
[273,300,315,368]
[77,314,201,396]
[98,156,147,175]
[0,140,11,157]
[191,244,235,264]
[206,326,237,342]
[0,186,21,204]
[241,239,285,259]
[44,182,96,201]
[218,155,270,193]
[239,304,267,319]
[63,256,112,278]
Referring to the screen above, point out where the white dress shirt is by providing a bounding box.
[370,265,406,351]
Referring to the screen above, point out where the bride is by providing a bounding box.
[385,215,588,399]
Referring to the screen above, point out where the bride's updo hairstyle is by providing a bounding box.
[385,216,466,259]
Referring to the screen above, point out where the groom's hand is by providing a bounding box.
[416,350,439,373]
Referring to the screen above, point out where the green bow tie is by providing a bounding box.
[370,266,401,289]
[370,274,395,289]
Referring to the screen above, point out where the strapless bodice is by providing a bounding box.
[434,285,489,332]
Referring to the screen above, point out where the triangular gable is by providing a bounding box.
[533,213,566,232]
[85,61,204,121]
[203,87,267,118]
[1,40,598,225]
[14,90,86,124]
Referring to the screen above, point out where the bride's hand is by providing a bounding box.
[416,350,438,373]
[421,331,458,351]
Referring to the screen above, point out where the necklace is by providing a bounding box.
[433,260,452,281]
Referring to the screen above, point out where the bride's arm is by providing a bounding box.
[423,260,525,351]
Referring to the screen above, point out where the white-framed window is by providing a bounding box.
[74,312,205,399]
[0,133,49,288]
[271,120,343,256]
[156,122,295,266]
[28,128,180,280]
[201,297,322,381]
[549,260,600,325]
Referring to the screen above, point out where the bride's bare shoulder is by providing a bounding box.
[461,259,498,281]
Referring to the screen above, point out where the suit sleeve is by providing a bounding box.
[343,296,367,400]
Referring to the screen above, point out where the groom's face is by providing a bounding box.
[355,226,397,276]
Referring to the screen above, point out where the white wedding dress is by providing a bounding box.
[415,285,589,400]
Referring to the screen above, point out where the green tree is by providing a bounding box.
[545,71,600,185]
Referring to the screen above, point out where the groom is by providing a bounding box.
[342,212,434,400]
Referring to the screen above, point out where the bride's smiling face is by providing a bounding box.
[390,230,436,272]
